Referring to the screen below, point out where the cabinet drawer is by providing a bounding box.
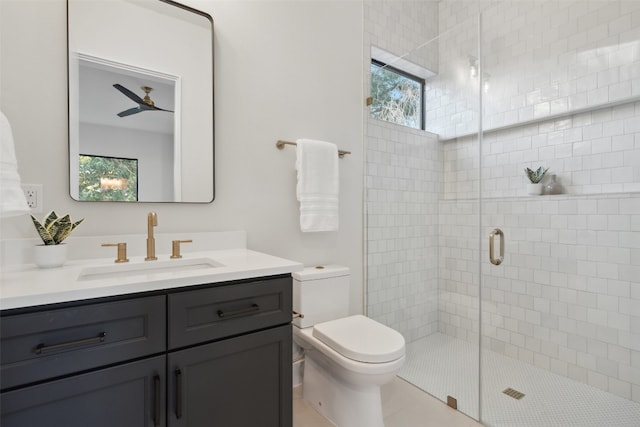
[168,276,291,349]
[1,295,165,390]
[1,355,165,427]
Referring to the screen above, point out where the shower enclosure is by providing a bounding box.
[365,1,640,426]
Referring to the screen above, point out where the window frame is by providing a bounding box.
[370,58,426,131]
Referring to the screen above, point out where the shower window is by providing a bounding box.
[370,59,424,130]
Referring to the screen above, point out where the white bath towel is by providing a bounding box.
[295,139,339,232]
[0,111,30,218]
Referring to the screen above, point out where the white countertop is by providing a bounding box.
[0,232,303,310]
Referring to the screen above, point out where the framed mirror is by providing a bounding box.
[68,0,214,203]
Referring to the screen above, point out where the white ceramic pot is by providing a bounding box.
[527,183,543,195]
[33,243,67,268]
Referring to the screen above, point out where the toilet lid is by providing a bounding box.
[312,315,405,363]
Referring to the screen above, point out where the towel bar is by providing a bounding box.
[276,140,351,158]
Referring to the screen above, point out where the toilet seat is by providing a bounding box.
[294,327,405,376]
[312,315,405,363]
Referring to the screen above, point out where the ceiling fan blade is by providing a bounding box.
[153,106,174,113]
[117,106,142,117]
[113,84,145,104]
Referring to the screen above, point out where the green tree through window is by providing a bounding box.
[370,59,424,130]
[79,155,138,201]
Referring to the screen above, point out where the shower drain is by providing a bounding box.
[503,387,525,400]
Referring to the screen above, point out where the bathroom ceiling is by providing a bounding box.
[78,62,174,135]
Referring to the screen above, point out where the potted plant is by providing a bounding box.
[30,211,84,268]
[524,166,548,195]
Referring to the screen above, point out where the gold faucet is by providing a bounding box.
[145,212,158,261]
[170,239,193,259]
[102,243,129,263]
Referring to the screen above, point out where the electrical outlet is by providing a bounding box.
[21,184,43,214]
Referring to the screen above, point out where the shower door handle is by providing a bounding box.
[489,228,504,265]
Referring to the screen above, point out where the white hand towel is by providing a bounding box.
[0,111,30,218]
[295,139,339,232]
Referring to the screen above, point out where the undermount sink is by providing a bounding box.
[78,257,224,281]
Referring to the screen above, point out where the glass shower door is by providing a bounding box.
[365,10,483,421]
[478,1,640,426]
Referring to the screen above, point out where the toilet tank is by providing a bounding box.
[292,265,350,328]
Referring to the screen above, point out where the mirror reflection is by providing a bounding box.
[68,0,214,203]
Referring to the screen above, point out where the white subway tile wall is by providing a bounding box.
[364,0,439,73]
[365,0,639,405]
[365,120,443,343]
[445,102,640,199]
[429,0,640,140]
[364,0,442,343]
[438,193,640,403]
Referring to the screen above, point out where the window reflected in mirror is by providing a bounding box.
[79,155,138,202]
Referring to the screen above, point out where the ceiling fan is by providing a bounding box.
[113,84,174,117]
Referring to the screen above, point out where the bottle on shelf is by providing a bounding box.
[544,174,563,195]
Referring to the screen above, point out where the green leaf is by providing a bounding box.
[30,215,55,245]
[42,211,59,230]
[31,212,83,245]
[524,166,548,183]
[71,218,84,232]
[51,215,72,244]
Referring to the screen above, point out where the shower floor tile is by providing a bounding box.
[399,333,640,427]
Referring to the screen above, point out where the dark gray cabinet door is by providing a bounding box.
[168,324,292,427]
[1,355,166,427]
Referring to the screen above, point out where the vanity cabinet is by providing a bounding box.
[0,275,293,427]
[167,276,292,426]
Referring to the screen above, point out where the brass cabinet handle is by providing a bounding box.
[489,228,505,266]
[34,331,107,354]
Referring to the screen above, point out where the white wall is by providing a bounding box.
[430,0,640,139]
[364,0,442,342]
[365,119,442,342]
[365,0,439,72]
[0,0,364,314]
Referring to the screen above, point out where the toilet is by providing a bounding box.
[292,265,405,427]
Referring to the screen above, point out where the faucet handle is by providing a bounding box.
[170,240,193,259]
[101,243,129,263]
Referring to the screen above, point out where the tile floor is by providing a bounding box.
[400,333,640,427]
[293,376,483,427]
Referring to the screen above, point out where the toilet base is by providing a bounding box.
[302,356,384,427]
